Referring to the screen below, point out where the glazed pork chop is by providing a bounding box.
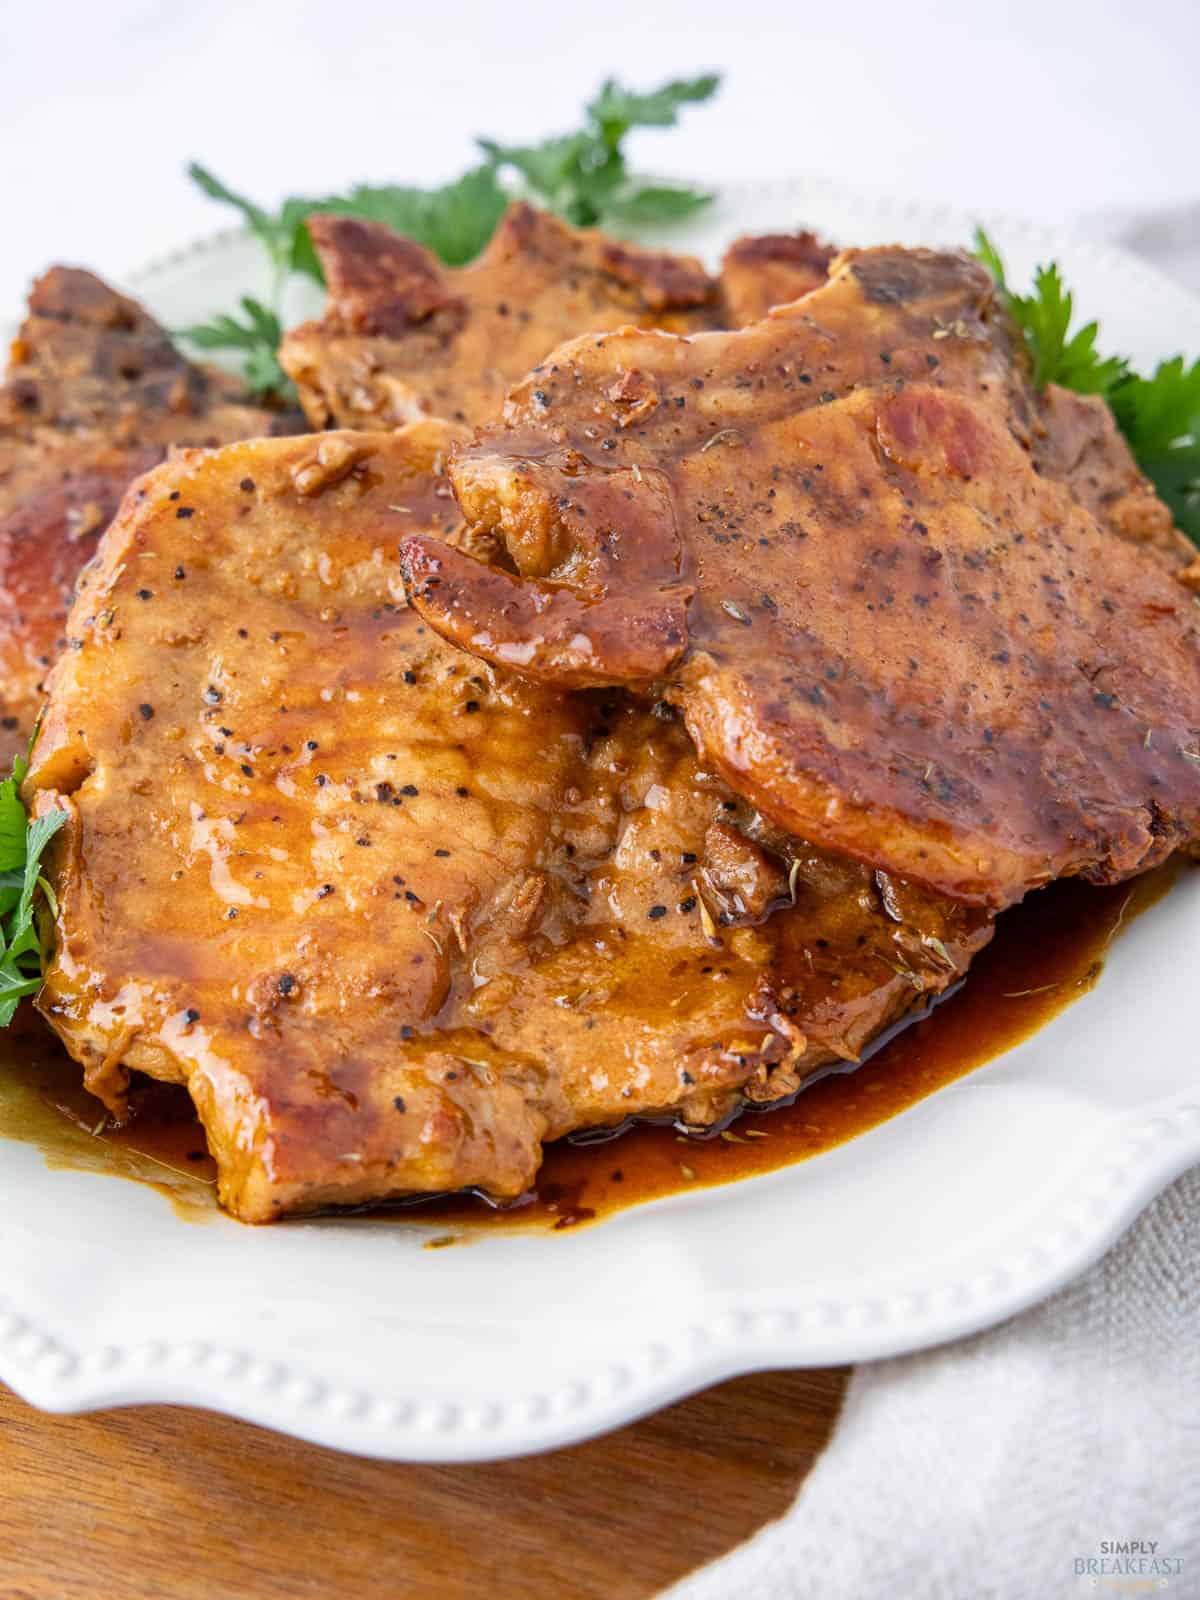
[278,202,721,432]
[0,267,292,765]
[28,423,988,1221]
[402,246,1200,910]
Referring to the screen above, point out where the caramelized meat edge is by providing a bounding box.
[0,265,294,762]
[278,202,722,432]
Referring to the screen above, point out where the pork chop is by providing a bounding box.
[401,246,1200,909]
[278,202,721,432]
[0,266,291,764]
[28,422,988,1221]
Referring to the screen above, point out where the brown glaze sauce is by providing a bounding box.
[0,859,1183,1232]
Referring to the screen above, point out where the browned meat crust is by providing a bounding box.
[400,246,1200,910]
[1033,382,1200,579]
[278,202,722,432]
[720,230,836,324]
[0,266,293,763]
[28,425,988,1220]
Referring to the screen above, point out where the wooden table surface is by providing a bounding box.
[0,1368,846,1597]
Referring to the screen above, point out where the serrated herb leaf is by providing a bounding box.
[971,227,1008,291]
[586,73,721,138]
[974,230,1200,546]
[1109,356,1200,457]
[330,166,510,268]
[601,182,714,224]
[0,754,67,1028]
[0,770,27,872]
[179,297,294,400]
[1107,359,1200,542]
[481,72,721,229]
[186,164,298,279]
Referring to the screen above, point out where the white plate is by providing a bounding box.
[3,178,1199,1462]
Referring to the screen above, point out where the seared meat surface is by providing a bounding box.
[28,424,988,1220]
[279,209,839,442]
[1033,383,1200,579]
[402,246,1200,909]
[0,267,290,763]
[720,231,835,324]
[279,203,720,432]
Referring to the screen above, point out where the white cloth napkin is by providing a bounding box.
[669,218,1200,1598]
[668,1168,1200,1598]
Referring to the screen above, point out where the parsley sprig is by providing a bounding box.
[975,229,1200,543]
[0,755,67,1026]
[179,75,721,398]
[178,295,290,398]
[480,74,719,228]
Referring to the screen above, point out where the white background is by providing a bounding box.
[2,0,1198,315]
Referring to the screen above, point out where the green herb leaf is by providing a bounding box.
[0,754,67,1028]
[586,74,721,139]
[1133,448,1200,544]
[1017,265,1129,394]
[1110,361,1200,543]
[1109,356,1200,457]
[971,227,1008,292]
[480,72,720,230]
[0,767,28,873]
[179,297,294,400]
[328,166,510,268]
[973,230,1200,546]
[974,230,1128,395]
[186,163,304,280]
[601,182,715,224]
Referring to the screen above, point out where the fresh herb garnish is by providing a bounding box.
[1108,359,1200,542]
[975,228,1200,543]
[179,296,293,400]
[181,76,721,398]
[304,167,512,272]
[479,73,719,228]
[0,755,66,1027]
[186,165,324,289]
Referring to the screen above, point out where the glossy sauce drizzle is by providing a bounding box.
[0,860,1182,1231]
